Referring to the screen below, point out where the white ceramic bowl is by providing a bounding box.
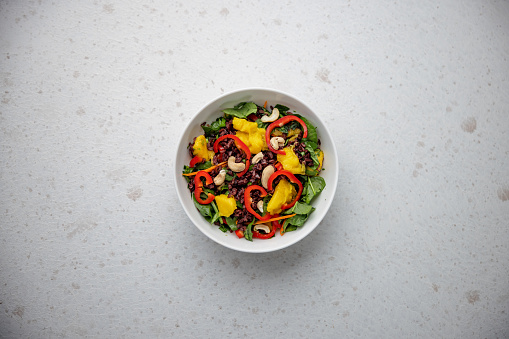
[175,88,338,253]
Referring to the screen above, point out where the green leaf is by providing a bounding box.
[192,194,213,219]
[201,117,226,136]
[244,217,256,241]
[203,187,215,194]
[305,167,319,176]
[303,142,320,167]
[284,201,314,215]
[225,216,238,231]
[262,195,270,216]
[302,140,318,151]
[285,208,315,227]
[225,173,234,181]
[222,102,258,119]
[194,161,213,171]
[182,165,194,182]
[219,225,229,232]
[274,104,290,114]
[256,119,269,129]
[210,201,221,224]
[284,225,298,233]
[304,176,326,204]
[294,114,318,144]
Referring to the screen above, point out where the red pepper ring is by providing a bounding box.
[189,155,204,167]
[235,229,244,238]
[253,215,281,239]
[194,171,215,204]
[252,216,278,239]
[265,115,308,155]
[272,219,282,230]
[244,185,272,221]
[267,170,303,210]
[213,134,251,177]
[252,226,275,239]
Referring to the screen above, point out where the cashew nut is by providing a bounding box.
[213,169,226,186]
[261,107,279,123]
[257,200,264,213]
[252,152,264,164]
[270,137,285,150]
[253,223,271,234]
[261,165,275,189]
[227,156,246,173]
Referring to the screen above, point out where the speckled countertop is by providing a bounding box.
[1,1,508,338]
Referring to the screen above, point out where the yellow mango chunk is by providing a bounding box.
[271,129,283,137]
[232,117,267,154]
[287,128,301,142]
[233,117,257,133]
[193,135,214,161]
[267,179,297,215]
[277,146,306,175]
[214,194,237,217]
[306,150,325,175]
[317,150,324,171]
[248,129,267,154]
[235,131,251,150]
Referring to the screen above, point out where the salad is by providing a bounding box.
[182,101,325,241]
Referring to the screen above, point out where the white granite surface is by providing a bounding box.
[1,1,508,338]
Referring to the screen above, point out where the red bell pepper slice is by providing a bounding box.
[252,215,281,239]
[244,185,272,221]
[194,171,215,204]
[189,155,204,167]
[272,219,282,230]
[252,226,275,239]
[235,229,244,238]
[265,115,308,155]
[267,170,303,210]
[213,134,251,177]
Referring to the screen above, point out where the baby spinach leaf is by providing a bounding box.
[225,216,238,231]
[222,102,258,119]
[274,120,300,134]
[192,194,213,219]
[183,165,194,174]
[201,117,226,136]
[284,225,298,233]
[302,140,318,151]
[244,217,256,241]
[285,208,315,227]
[305,167,319,176]
[303,143,320,167]
[294,114,318,144]
[183,166,193,182]
[274,104,290,115]
[256,119,269,129]
[195,161,212,171]
[304,176,326,204]
[285,201,314,215]
[210,201,221,224]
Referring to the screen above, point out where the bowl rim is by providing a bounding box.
[174,87,338,253]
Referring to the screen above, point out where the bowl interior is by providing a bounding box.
[175,88,338,253]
